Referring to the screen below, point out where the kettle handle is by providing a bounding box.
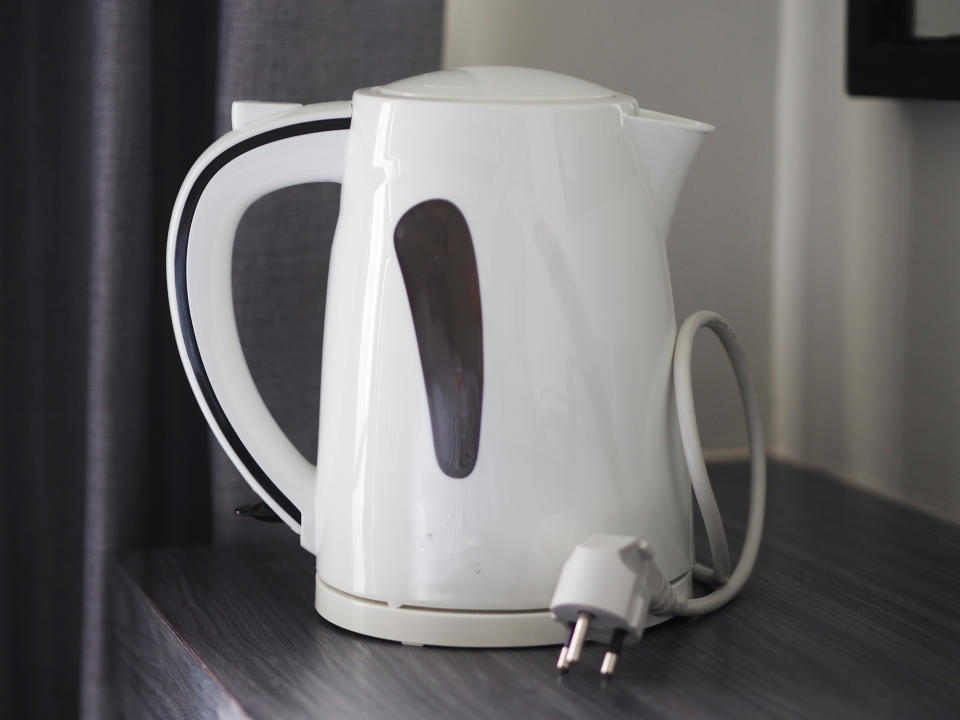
[166,101,352,534]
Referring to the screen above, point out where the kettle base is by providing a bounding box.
[315,573,690,648]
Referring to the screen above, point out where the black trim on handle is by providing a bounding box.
[173,117,351,526]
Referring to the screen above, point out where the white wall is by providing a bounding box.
[771,1,912,500]
[771,2,960,522]
[445,0,960,521]
[899,102,960,517]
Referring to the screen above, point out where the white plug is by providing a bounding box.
[550,535,677,675]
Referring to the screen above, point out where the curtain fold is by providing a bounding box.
[81,3,221,716]
[1,2,442,717]
[1,2,95,717]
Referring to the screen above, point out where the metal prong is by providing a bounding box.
[600,629,627,676]
[600,651,618,675]
[556,622,576,671]
[565,612,592,666]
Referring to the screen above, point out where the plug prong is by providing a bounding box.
[564,611,591,667]
[600,628,627,676]
[556,622,576,671]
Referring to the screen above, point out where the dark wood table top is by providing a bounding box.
[110,462,960,719]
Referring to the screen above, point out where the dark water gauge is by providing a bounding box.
[394,199,484,478]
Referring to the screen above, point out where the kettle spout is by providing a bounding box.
[624,111,713,235]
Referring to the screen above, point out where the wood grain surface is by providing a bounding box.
[109,461,960,719]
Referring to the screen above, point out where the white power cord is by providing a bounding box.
[550,311,766,675]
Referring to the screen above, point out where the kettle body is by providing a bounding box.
[168,67,713,646]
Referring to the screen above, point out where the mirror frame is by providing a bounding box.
[847,0,960,100]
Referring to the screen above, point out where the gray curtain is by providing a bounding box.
[0,1,443,717]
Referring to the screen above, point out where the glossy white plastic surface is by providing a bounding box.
[231,100,303,130]
[374,66,617,102]
[167,101,352,530]
[315,571,689,647]
[167,67,712,643]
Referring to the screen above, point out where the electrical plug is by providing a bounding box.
[546,313,768,675]
[550,534,677,676]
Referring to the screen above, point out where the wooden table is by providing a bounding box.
[109,462,960,718]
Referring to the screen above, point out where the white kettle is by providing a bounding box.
[167,67,764,649]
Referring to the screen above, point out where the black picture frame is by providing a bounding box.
[847,0,960,100]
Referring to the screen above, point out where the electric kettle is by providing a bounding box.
[167,67,765,651]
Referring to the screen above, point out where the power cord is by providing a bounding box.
[550,311,766,675]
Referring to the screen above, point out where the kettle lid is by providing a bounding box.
[372,66,618,103]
